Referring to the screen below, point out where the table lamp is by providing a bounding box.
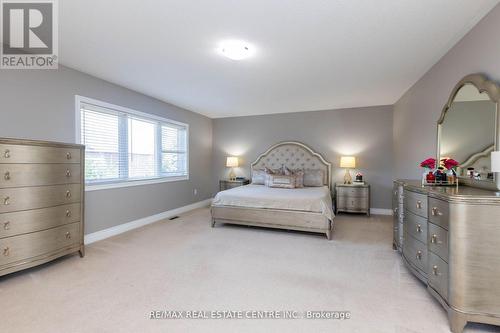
[226,156,239,181]
[340,156,356,184]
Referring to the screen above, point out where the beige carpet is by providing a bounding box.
[1,208,498,333]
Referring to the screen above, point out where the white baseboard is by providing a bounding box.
[84,198,212,245]
[370,208,393,216]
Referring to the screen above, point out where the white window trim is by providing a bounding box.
[75,95,189,191]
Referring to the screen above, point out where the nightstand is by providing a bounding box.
[335,183,370,216]
[219,179,250,191]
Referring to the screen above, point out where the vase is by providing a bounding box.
[426,171,435,184]
[422,169,428,185]
[422,168,435,185]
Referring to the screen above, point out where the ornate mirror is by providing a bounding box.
[437,74,500,190]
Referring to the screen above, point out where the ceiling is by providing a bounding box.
[59,0,499,118]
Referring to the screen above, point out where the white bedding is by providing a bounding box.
[212,184,334,220]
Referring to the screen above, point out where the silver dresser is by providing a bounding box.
[219,179,250,191]
[398,180,500,333]
[0,138,84,277]
[392,180,404,251]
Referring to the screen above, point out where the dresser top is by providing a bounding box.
[335,182,369,188]
[396,179,500,203]
[0,137,84,149]
[220,179,249,183]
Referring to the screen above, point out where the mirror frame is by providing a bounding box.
[437,73,500,190]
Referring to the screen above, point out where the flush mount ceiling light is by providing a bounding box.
[218,40,255,60]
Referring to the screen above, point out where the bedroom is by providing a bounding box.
[1,1,500,332]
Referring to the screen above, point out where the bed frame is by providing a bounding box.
[211,141,333,240]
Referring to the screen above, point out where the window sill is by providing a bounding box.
[85,176,189,192]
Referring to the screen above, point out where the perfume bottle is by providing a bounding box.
[467,168,475,178]
[435,167,446,183]
[447,169,456,184]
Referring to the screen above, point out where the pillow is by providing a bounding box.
[284,167,304,188]
[251,169,266,185]
[264,166,283,175]
[293,170,305,188]
[303,169,324,187]
[265,174,296,189]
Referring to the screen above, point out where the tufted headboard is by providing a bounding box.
[251,141,332,189]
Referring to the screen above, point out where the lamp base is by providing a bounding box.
[344,169,352,184]
[229,168,236,181]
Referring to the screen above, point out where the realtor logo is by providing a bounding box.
[1,0,58,69]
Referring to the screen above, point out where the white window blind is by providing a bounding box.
[161,124,187,176]
[79,100,188,186]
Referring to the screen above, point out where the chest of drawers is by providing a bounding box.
[335,183,370,216]
[219,179,250,191]
[392,181,404,251]
[397,180,500,333]
[0,138,85,277]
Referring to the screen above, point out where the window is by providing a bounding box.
[76,96,189,189]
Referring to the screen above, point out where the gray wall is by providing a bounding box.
[0,66,213,234]
[212,106,394,209]
[394,4,500,179]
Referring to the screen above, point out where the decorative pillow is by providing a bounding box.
[264,166,283,175]
[303,169,324,187]
[284,167,304,188]
[283,166,293,176]
[266,174,296,189]
[293,170,305,188]
[251,169,266,185]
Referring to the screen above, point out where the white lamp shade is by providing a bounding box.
[340,156,356,169]
[226,156,239,168]
[491,151,500,172]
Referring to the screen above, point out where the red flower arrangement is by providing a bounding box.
[420,158,436,169]
[442,158,459,170]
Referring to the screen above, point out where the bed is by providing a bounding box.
[211,141,334,239]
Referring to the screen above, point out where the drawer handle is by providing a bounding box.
[416,224,422,233]
[3,196,10,205]
[66,152,72,160]
[3,221,10,230]
[66,210,71,217]
[66,170,71,177]
[3,149,10,158]
[3,247,9,256]
[4,171,10,181]
[66,190,71,198]
[431,234,438,244]
[65,232,71,239]
[416,250,422,260]
[432,265,439,276]
[431,207,443,216]
[416,200,422,209]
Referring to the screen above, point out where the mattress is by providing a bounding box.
[212,184,334,220]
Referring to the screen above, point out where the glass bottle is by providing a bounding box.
[426,171,435,184]
[435,167,446,183]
